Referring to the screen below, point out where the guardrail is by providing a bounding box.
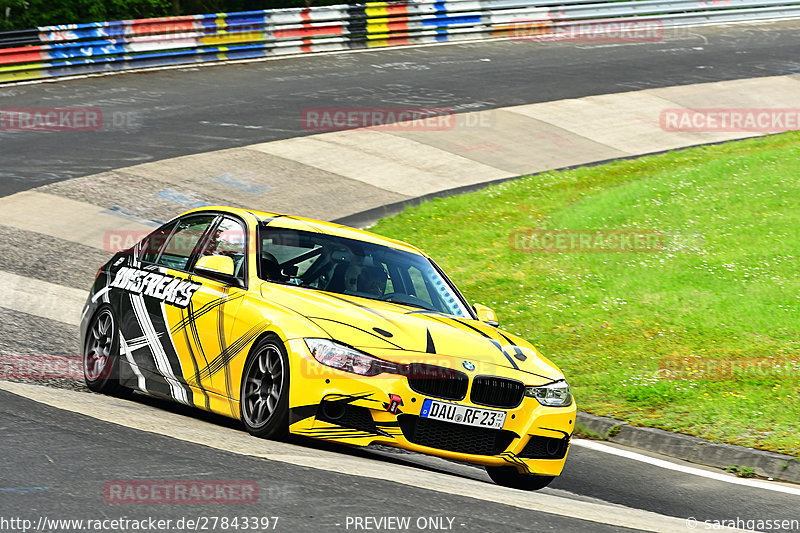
[2,0,799,83]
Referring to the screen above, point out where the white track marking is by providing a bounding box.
[250,132,511,196]
[0,191,154,251]
[572,439,800,496]
[0,270,86,326]
[0,381,754,533]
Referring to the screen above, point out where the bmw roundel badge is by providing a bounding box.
[462,361,476,371]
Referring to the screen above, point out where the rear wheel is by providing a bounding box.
[83,306,127,395]
[240,335,290,439]
[486,466,555,490]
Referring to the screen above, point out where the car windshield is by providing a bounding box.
[259,226,471,318]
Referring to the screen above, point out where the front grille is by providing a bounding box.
[405,364,468,401]
[519,435,570,459]
[317,402,378,434]
[398,415,516,456]
[470,376,525,408]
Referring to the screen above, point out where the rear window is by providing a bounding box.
[138,221,177,264]
[156,215,217,271]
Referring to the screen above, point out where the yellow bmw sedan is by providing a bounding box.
[80,206,576,490]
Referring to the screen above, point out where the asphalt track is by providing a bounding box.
[2,20,800,197]
[1,19,800,533]
[2,383,799,532]
[0,391,632,533]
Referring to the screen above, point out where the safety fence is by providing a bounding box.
[2,0,800,83]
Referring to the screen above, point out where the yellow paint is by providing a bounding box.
[202,32,263,46]
[196,255,234,276]
[365,6,389,17]
[86,206,575,478]
[367,22,390,34]
[366,39,389,48]
[0,67,45,83]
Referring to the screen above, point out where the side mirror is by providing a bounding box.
[195,255,242,287]
[196,255,235,276]
[473,303,499,327]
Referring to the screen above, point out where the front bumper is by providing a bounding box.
[286,339,576,476]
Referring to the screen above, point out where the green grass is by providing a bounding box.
[573,420,605,440]
[370,132,800,456]
[725,465,757,478]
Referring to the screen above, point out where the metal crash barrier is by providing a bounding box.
[2,0,800,83]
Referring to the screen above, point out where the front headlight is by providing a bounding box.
[525,381,572,407]
[304,338,397,376]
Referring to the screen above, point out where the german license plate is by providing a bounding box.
[420,399,505,429]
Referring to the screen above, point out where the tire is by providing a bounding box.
[486,466,555,490]
[240,335,290,439]
[83,306,128,396]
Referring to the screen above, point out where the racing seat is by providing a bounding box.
[325,262,351,293]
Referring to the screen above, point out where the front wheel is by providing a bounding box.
[240,335,290,439]
[83,306,127,396]
[486,466,555,490]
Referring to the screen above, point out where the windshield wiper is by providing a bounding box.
[382,297,434,312]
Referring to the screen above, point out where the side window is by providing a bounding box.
[196,217,247,280]
[156,215,217,271]
[138,221,177,264]
[384,267,395,294]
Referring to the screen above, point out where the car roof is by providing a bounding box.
[182,205,426,256]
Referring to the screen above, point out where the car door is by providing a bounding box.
[176,215,248,416]
[115,214,217,404]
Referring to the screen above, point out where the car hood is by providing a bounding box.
[261,283,563,381]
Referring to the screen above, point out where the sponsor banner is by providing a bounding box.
[510,228,663,253]
[109,267,201,308]
[660,108,800,132]
[104,480,258,504]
